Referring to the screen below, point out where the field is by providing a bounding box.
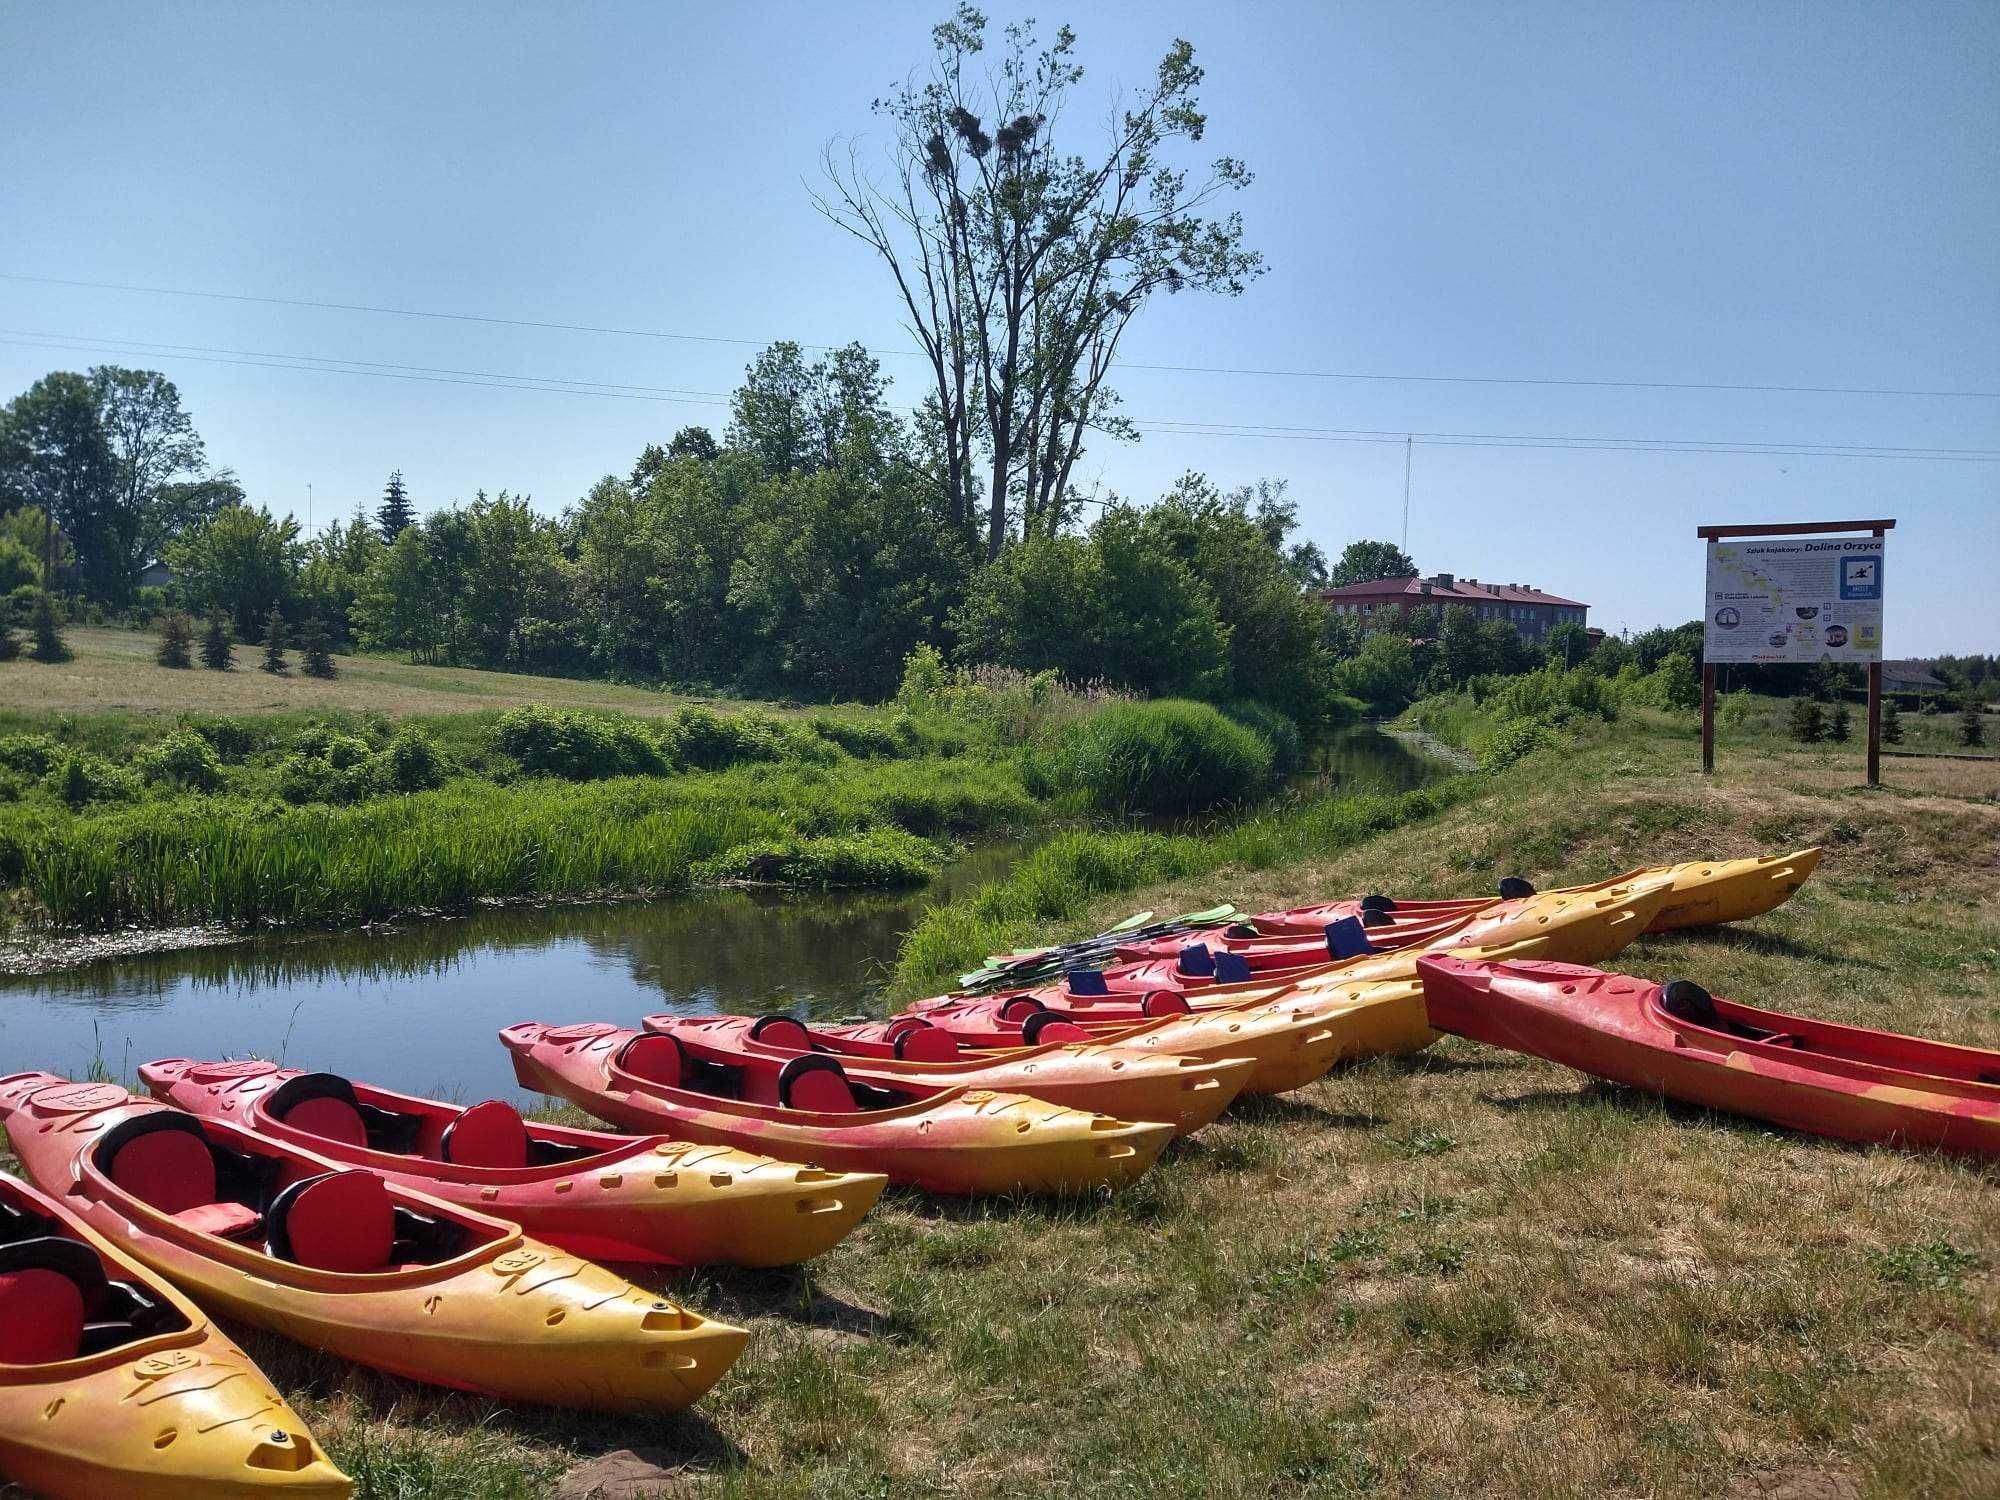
[5,710,1992,1499]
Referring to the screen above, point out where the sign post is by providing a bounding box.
[1696,519,1895,785]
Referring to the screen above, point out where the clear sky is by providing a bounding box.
[2,1,1994,651]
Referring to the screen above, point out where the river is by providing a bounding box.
[0,725,1451,1107]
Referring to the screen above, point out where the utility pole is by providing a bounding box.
[307,483,313,538]
[1401,435,1413,549]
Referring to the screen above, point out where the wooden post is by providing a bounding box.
[1701,663,1716,774]
[1866,662,1882,786]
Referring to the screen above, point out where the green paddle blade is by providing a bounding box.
[1105,909,1156,934]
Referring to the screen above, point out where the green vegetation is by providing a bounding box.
[1022,699,1277,815]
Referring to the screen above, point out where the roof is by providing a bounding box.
[1880,660,1948,691]
[1317,575,1589,610]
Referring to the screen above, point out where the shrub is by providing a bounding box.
[378,727,447,792]
[0,734,62,777]
[1881,699,1903,745]
[300,615,336,679]
[0,615,17,662]
[808,713,915,759]
[200,611,234,671]
[1487,666,1618,725]
[662,707,824,770]
[494,704,666,780]
[1827,703,1851,743]
[1479,718,1558,771]
[155,611,195,668]
[137,730,223,792]
[47,753,134,809]
[1788,697,1826,744]
[183,715,257,761]
[28,591,68,663]
[1026,700,1275,815]
[1221,700,1305,775]
[261,610,289,674]
[1716,690,1756,731]
[1962,704,1988,749]
[699,828,942,887]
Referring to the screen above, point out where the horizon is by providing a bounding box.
[3,1,1995,652]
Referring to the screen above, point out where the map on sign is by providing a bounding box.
[1703,536,1884,664]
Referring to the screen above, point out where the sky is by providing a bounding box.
[1,1,1995,652]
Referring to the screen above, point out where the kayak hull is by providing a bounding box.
[641,1014,1254,1134]
[0,1076,748,1412]
[139,1057,885,1268]
[502,1024,1174,1196]
[1417,956,2000,1156]
[0,1174,352,1499]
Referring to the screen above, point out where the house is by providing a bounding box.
[1318,572,1588,644]
[135,559,174,590]
[1880,660,1949,702]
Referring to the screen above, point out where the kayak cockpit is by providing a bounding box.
[613,1032,940,1118]
[87,1110,494,1275]
[0,1180,190,1364]
[262,1070,601,1172]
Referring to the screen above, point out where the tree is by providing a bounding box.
[165,505,302,638]
[667,426,719,462]
[299,615,336,678]
[1962,703,1988,749]
[1545,620,1591,670]
[85,368,220,604]
[727,342,902,476]
[376,470,415,541]
[353,525,452,663]
[155,610,194,668]
[260,609,289,674]
[28,590,68,662]
[298,510,384,645]
[1827,702,1851,742]
[819,8,1261,554]
[0,372,112,587]
[1330,632,1419,715]
[1787,696,1825,744]
[1328,539,1416,588]
[454,491,574,668]
[0,614,17,661]
[200,610,234,670]
[1880,697,1902,745]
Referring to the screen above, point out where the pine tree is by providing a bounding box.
[1962,703,1988,749]
[0,615,19,662]
[300,615,337,679]
[28,591,69,663]
[200,611,235,670]
[1827,702,1850,743]
[1787,696,1825,744]
[376,469,415,542]
[261,609,290,675]
[155,611,194,668]
[1880,697,1903,745]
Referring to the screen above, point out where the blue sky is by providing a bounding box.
[2,1,1994,651]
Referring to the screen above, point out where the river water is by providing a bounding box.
[0,726,1451,1107]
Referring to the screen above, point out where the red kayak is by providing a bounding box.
[1416,955,2000,1157]
[639,1014,1252,1136]
[138,1058,885,1267]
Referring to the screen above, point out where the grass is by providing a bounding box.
[2,708,1995,1498]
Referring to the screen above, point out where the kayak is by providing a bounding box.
[0,1075,748,1412]
[961,905,1237,991]
[1249,849,1822,938]
[1416,955,2000,1156]
[912,878,1675,1020]
[639,1014,1255,1136]
[0,1171,351,1499]
[138,1058,886,1267]
[501,1023,1176,1195]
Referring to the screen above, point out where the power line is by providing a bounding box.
[5,328,1996,464]
[6,269,1997,401]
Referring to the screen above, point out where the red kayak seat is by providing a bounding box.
[440,1099,530,1170]
[748,1014,813,1051]
[265,1170,395,1274]
[265,1072,369,1148]
[101,1113,263,1240]
[0,1267,85,1363]
[618,1033,688,1089]
[892,1025,959,1062]
[1140,990,1191,1018]
[1022,1012,1092,1045]
[777,1054,859,1113]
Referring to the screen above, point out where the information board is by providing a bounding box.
[1703,535,1884,663]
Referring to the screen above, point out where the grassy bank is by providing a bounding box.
[4,712,1987,1498]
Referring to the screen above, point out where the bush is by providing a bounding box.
[28,591,68,663]
[47,753,134,809]
[1881,699,1903,745]
[1221,700,1305,775]
[378,727,447,792]
[662,707,825,770]
[808,713,917,759]
[1827,703,1851,743]
[300,616,336,679]
[494,704,666,780]
[1479,718,1558,771]
[699,828,943,887]
[277,754,373,805]
[155,611,195,668]
[0,734,62,777]
[1716,690,1756,731]
[1963,704,1988,749]
[136,730,223,792]
[200,612,234,671]
[1788,697,1826,744]
[1486,666,1618,725]
[261,610,289,674]
[1026,700,1275,815]
[183,715,258,761]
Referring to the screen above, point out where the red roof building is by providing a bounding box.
[1318,572,1588,644]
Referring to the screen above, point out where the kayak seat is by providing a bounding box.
[1213,951,1253,984]
[1660,979,1785,1043]
[440,1100,530,1171]
[893,1026,960,1062]
[777,1054,859,1114]
[1065,968,1111,997]
[1361,908,1393,928]
[102,1111,223,1217]
[1140,990,1191,1018]
[1225,922,1260,939]
[998,996,1047,1024]
[1497,877,1537,900]
[1324,916,1375,960]
[0,1267,86,1363]
[748,1015,813,1051]
[1359,893,1396,913]
[266,1170,395,1274]
[1023,1012,1092,1046]
[265,1072,370,1148]
[618,1033,689,1090]
[174,1202,263,1241]
[1177,944,1216,978]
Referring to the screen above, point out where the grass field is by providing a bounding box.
[0,625,743,720]
[5,712,1992,1499]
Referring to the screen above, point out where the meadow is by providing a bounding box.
[3,705,1991,1499]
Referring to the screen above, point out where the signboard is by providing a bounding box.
[1703,535,1884,663]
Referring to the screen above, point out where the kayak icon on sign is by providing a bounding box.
[1840,555,1882,600]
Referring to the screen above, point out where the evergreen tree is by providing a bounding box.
[155,610,194,668]
[1787,696,1825,744]
[376,469,415,542]
[1827,702,1850,742]
[1880,697,1902,745]
[0,615,18,662]
[200,610,234,670]
[28,590,69,662]
[1962,702,1988,749]
[300,614,337,679]
[260,608,289,674]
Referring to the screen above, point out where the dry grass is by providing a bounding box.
[0,626,753,720]
[3,718,1994,1499]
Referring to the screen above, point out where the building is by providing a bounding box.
[1879,660,1949,702]
[135,559,174,590]
[1318,572,1588,644]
